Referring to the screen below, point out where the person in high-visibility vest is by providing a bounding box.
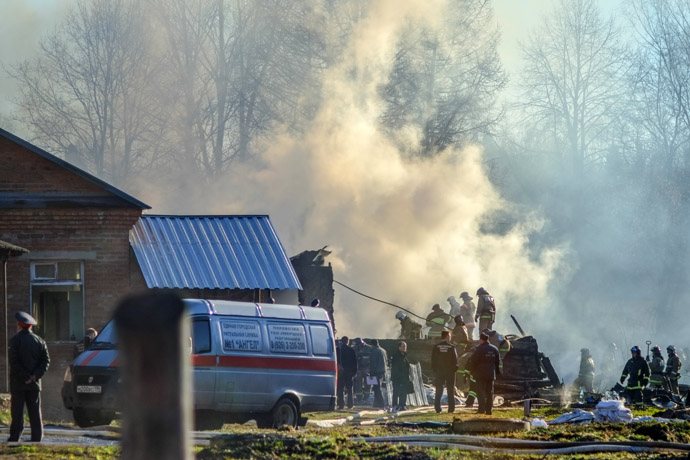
[573,348,596,393]
[426,304,451,339]
[647,346,665,389]
[665,345,682,394]
[620,345,650,406]
[459,292,476,340]
[474,287,496,333]
[457,348,477,407]
[451,316,469,354]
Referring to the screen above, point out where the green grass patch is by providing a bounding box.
[0,446,119,459]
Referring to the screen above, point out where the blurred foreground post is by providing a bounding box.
[114,293,191,460]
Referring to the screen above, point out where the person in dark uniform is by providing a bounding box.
[620,345,650,406]
[336,336,358,410]
[390,341,411,411]
[468,331,501,415]
[431,330,458,413]
[368,339,388,408]
[8,311,50,443]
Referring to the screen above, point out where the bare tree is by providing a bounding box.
[156,0,328,178]
[515,0,629,179]
[378,0,506,157]
[8,0,161,185]
[628,0,690,170]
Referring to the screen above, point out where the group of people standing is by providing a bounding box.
[573,342,684,406]
[396,287,497,342]
[335,336,414,412]
[431,329,502,415]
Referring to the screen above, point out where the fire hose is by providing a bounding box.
[352,433,690,454]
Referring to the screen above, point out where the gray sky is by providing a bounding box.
[0,0,623,119]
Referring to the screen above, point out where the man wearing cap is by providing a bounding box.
[468,331,501,415]
[8,311,50,442]
[459,292,476,340]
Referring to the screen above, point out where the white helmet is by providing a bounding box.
[395,311,406,320]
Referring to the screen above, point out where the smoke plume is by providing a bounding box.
[136,0,569,340]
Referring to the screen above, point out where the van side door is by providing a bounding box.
[214,318,266,411]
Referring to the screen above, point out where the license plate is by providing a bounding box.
[76,385,102,394]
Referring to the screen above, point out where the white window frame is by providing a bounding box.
[30,260,85,343]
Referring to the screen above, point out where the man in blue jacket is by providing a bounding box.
[468,331,501,415]
[8,311,50,442]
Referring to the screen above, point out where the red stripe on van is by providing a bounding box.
[109,357,119,367]
[192,355,216,366]
[80,350,100,365]
[217,355,336,373]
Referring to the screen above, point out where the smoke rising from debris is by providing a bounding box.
[136,0,569,339]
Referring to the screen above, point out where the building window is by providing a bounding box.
[31,261,84,342]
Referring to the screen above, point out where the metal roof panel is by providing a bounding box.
[130,215,302,291]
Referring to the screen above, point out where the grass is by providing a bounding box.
[0,405,688,459]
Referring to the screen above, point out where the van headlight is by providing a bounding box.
[63,366,72,383]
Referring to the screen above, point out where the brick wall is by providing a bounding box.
[0,137,108,195]
[0,135,144,420]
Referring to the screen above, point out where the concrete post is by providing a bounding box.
[114,293,191,460]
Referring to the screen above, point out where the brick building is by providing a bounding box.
[0,128,149,418]
[0,128,303,420]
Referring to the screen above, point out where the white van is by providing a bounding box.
[62,299,337,429]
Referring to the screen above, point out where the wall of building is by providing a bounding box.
[0,136,144,417]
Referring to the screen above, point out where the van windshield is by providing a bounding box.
[90,321,117,349]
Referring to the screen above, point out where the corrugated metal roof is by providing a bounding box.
[130,215,302,290]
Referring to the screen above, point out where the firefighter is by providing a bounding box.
[459,292,477,340]
[395,311,422,340]
[426,304,451,339]
[447,296,462,319]
[665,345,682,395]
[467,331,501,415]
[484,329,511,373]
[646,346,666,389]
[474,288,496,333]
[620,345,650,406]
[451,316,469,353]
[457,347,478,407]
[573,348,595,393]
[431,330,458,413]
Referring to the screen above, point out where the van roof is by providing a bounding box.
[184,299,331,322]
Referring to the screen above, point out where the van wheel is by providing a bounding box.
[73,407,113,427]
[271,397,299,428]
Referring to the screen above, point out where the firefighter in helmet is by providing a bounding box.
[665,345,682,395]
[474,288,496,332]
[647,345,666,389]
[573,348,595,393]
[395,311,422,340]
[620,345,650,406]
